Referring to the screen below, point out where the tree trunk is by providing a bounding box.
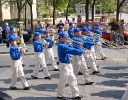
[30,5,33,32]
[92,0,96,21]
[66,0,71,20]
[18,8,21,21]
[85,0,90,22]
[53,7,56,25]
[16,0,21,21]
[116,0,120,22]
[53,0,56,25]
[24,3,27,28]
[116,0,125,22]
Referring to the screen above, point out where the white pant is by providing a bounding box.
[21,37,27,50]
[84,50,98,72]
[11,59,29,88]
[94,42,106,58]
[20,57,23,65]
[57,63,79,98]
[121,87,128,100]
[44,48,58,69]
[32,52,50,77]
[72,54,92,83]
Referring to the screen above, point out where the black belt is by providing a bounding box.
[60,62,70,64]
[13,59,19,60]
[111,30,117,31]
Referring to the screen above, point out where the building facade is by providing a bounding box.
[0,0,37,21]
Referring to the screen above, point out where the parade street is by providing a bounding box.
[0,41,128,100]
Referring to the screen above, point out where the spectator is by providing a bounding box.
[108,18,119,44]
[72,18,75,23]
[64,21,69,29]
[66,19,70,23]
[5,23,10,48]
[44,19,50,30]
[34,21,40,32]
[5,23,10,39]
[100,16,106,22]
[77,15,82,23]
[119,19,125,47]
[56,20,64,28]
[0,26,3,44]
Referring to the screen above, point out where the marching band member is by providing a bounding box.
[57,32,83,100]
[31,32,51,79]
[87,26,99,68]
[44,30,59,71]
[39,23,45,31]
[17,22,28,52]
[9,36,30,90]
[71,28,94,85]
[9,26,25,67]
[68,22,74,38]
[82,27,99,74]
[94,23,107,60]
[58,25,64,34]
[8,26,16,39]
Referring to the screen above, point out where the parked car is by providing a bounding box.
[77,21,128,41]
[0,22,33,43]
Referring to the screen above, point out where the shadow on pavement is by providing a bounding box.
[96,80,128,87]
[91,90,124,99]
[0,87,10,91]
[0,77,32,85]
[50,73,59,79]
[24,69,33,74]
[29,64,35,67]
[15,97,57,100]
[0,65,10,68]
[98,73,128,79]
[33,84,57,92]
[102,66,128,70]
[0,52,9,54]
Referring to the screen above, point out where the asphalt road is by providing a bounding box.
[0,42,128,100]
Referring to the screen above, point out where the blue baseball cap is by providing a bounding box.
[94,23,100,26]
[39,23,43,27]
[58,25,64,29]
[9,36,17,42]
[34,32,40,37]
[94,30,102,34]
[44,30,50,34]
[69,22,74,26]
[59,32,68,38]
[38,29,44,34]
[10,26,15,31]
[74,28,81,33]
[82,27,88,32]
[87,26,92,31]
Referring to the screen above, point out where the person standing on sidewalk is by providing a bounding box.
[119,19,125,47]
[5,23,10,48]
[0,26,3,44]
[108,18,119,44]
